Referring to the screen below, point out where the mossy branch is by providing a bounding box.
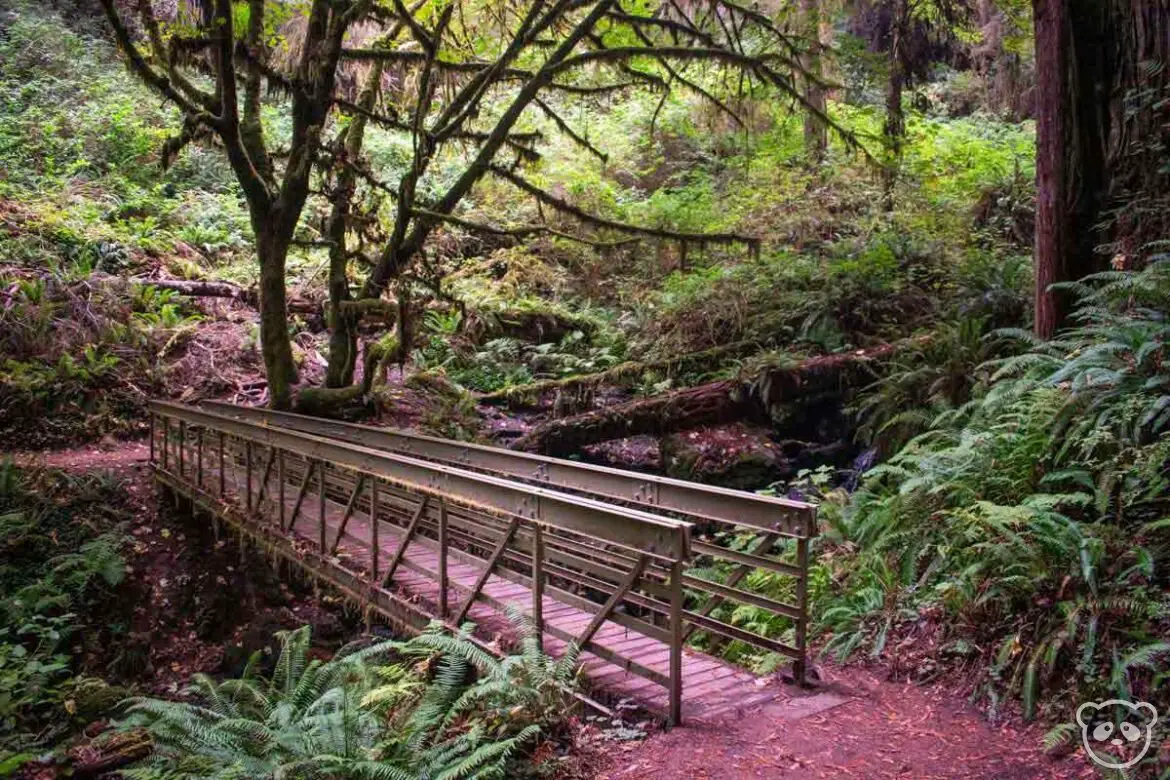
[411,209,638,250]
[488,165,761,250]
[480,339,770,406]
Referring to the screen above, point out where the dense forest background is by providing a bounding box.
[0,0,1168,776]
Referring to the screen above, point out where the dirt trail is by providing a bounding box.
[9,439,151,470]
[592,666,1091,779]
[15,441,1094,779]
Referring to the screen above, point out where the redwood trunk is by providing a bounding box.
[1032,0,1114,339]
[801,0,827,160]
[882,0,907,208]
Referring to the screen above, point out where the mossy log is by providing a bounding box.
[470,308,598,345]
[292,384,372,420]
[480,338,767,409]
[511,338,922,456]
[134,278,319,314]
[69,728,152,778]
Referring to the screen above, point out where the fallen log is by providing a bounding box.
[68,728,152,778]
[510,338,922,456]
[479,338,769,408]
[131,278,320,314]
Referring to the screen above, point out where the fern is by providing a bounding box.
[122,614,577,779]
[820,260,1170,727]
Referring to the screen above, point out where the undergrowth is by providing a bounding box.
[813,258,1170,759]
[118,616,580,780]
[0,463,130,763]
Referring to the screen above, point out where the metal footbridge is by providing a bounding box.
[149,400,816,725]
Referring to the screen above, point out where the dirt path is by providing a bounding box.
[9,439,151,470]
[592,666,1090,779]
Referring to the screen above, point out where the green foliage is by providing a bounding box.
[816,259,1170,724]
[121,617,579,780]
[0,464,128,752]
[0,0,245,264]
[853,318,1009,455]
[0,274,202,445]
[415,313,623,393]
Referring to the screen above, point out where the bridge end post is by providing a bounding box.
[531,524,544,652]
[669,559,683,727]
[794,535,810,687]
[438,499,448,619]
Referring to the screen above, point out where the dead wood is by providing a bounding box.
[511,338,922,456]
[132,278,320,314]
[480,339,769,408]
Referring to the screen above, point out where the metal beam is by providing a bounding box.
[154,402,691,562]
[202,402,814,538]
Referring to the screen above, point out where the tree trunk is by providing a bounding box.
[256,231,298,410]
[882,0,907,209]
[1032,0,1114,339]
[801,0,828,160]
[512,340,918,456]
[324,61,383,389]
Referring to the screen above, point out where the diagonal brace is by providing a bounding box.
[576,554,649,651]
[452,516,521,625]
[286,460,317,532]
[330,474,366,555]
[254,446,277,507]
[682,532,778,643]
[381,495,430,587]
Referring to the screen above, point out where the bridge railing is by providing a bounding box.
[202,402,818,682]
[150,401,695,723]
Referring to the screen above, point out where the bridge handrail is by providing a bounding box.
[152,401,691,562]
[201,401,815,538]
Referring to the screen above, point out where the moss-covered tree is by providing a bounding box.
[98,0,372,409]
[101,0,855,413]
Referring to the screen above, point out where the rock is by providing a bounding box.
[661,423,786,490]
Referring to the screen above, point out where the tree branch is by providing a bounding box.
[411,209,639,248]
[97,0,205,119]
[489,165,760,248]
[533,98,608,162]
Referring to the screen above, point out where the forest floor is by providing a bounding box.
[588,672,1087,779]
[12,440,1093,779]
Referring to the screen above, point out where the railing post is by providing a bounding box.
[794,536,809,686]
[245,441,253,511]
[669,560,683,727]
[318,462,327,553]
[370,478,379,582]
[278,451,286,529]
[438,498,448,619]
[218,431,225,497]
[532,523,544,651]
[161,417,168,470]
[196,427,203,489]
[148,413,155,465]
[178,420,186,478]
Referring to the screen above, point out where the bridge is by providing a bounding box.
[149,400,817,725]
